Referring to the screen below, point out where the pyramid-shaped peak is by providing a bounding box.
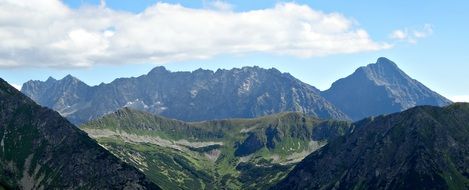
[62,74,80,81]
[58,75,89,87]
[46,76,57,82]
[374,57,399,68]
[358,57,404,80]
[323,57,452,121]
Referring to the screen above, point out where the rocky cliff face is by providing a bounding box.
[322,57,452,120]
[21,75,91,117]
[22,57,452,124]
[22,66,348,124]
[0,78,159,189]
[273,103,469,190]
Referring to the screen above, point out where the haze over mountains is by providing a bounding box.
[22,57,451,124]
[0,79,159,189]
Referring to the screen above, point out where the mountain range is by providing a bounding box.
[21,66,347,124]
[0,78,159,189]
[273,103,469,189]
[80,108,351,189]
[21,57,451,125]
[6,57,463,190]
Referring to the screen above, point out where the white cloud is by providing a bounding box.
[0,0,390,68]
[204,0,233,11]
[390,30,407,40]
[450,95,469,103]
[390,24,433,44]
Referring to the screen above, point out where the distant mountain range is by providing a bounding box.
[81,108,351,189]
[22,66,347,124]
[21,57,451,124]
[0,78,159,189]
[273,103,469,189]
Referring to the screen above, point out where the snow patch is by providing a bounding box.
[124,99,149,110]
[190,90,198,98]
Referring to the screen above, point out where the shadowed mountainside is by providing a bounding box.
[322,57,451,120]
[273,103,469,190]
[0,78,159,189]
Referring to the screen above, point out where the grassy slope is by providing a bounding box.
[273,103,469,190]
[0,79,159,189]
[81,108,351,189]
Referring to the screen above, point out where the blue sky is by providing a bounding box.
[0,0,468,101]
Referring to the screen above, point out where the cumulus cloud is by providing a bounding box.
[0,0,390,68]
[390,24,433,44]
[450,95,469,103]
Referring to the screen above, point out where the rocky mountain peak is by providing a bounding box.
[376,57,399,68]
[356,57,405,83]
[46,76,57,82]
[147,66,169,76]
[192,68,214,75]
[62,74,78,81]
[322,57,451,121]
[59,74,87,86]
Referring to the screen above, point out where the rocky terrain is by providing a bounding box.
[322,57,452,120]
[0,78,159,189]
[273,103,469,190]
[80,108,351,189]
[22,58,451,125]
[14,57,458,190]
[22,66,347,124]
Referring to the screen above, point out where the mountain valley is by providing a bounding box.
[80,108,351,189]
[2,58,465,190]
